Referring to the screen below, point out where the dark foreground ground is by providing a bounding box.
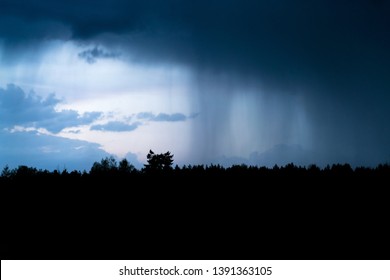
[1,164,389,260]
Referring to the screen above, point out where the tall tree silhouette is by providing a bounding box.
[90,156,118,175]
[1,165,13,178]
[118,158,135,174]
[144,150,174,173]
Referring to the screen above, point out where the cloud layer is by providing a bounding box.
[90,121,140,132]
[89,112,195,132]
[0,84,101,133]
[0,130,110,171]
[137,112,188,122]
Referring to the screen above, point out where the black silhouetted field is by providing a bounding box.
[1,151,389,260]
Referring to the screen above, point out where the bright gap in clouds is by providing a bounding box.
[0,41,197,165]
[1,41,192,108]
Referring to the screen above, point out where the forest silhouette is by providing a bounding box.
[1,149,389,261]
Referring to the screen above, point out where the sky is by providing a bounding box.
[1,0,389,170]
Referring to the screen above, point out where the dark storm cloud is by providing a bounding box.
[2,0,389,91]
[2,0,389,86]
[90,121,140,132]
[0,16,71,43]
[0,84,102,133]
[78,47,121,64]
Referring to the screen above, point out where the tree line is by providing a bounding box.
[1,150,389,181]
